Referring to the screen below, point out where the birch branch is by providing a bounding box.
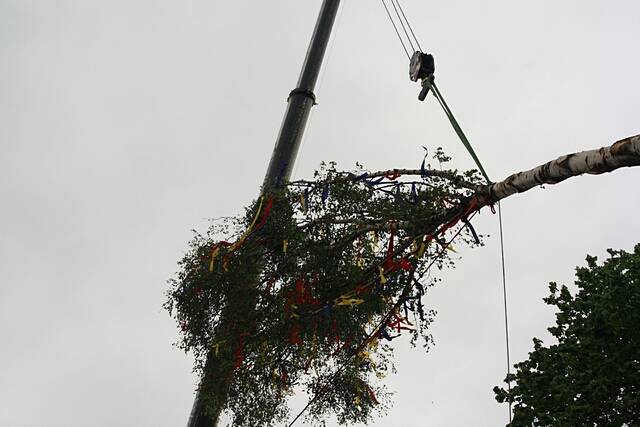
[289,168,482,191]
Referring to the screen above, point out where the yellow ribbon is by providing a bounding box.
[370,230,379,252]
[378,266,387,284]
[283,240,288,254]
[300,193,307,213]
[335,294,364,306]
[417,241,427,258]
[311,333,318,357]
[358,350,373,364]
[228,196,264,253]
[290,304,300,319]
[211,340,224,356]
[258,341,268,365]
[208,246,221,272]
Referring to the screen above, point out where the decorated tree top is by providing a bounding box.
[166,134,639,426]
[165,149,488,426]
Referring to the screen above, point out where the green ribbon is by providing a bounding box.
[423,79,492,184]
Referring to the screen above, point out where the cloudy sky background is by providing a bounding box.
[1,0,639,426]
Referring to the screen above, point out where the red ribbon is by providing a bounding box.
[332,335,352,356]
[384,222,396,270]
[355,283,371,296]
[255,196,275,230]
[367,385,379,405]
[265,277,276,293]
[387,313,414,333]
[233,334,247,370]
[289,323,302,346]
[385,171,401,181]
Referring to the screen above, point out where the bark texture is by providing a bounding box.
[476,134,640,206]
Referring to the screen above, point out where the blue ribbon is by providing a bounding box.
[462,217,480,244]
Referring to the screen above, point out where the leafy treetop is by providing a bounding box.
[166,149,489,426]
[494,244,640,426]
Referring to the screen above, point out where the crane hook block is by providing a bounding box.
[409,51,434,82]
[409,51,435,101]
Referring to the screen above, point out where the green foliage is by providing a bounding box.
[494,244,640,426]
[166,153,486,426]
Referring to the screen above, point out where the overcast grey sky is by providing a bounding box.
[1,1,638,426]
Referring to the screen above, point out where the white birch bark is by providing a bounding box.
[474,134,640,206]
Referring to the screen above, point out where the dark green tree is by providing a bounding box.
[494,244,640,426]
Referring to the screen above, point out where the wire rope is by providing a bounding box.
[497,201,513,424]
[394,0,422,51]
[381,0,410,59]
[390,0,415,53]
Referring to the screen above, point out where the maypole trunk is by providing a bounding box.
[475,134,640,206]
[427,134,640,231]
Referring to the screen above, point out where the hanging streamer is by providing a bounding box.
[208,246,221,272]
[420,146,429,178]
[371,230,379,251]
[300,192,307,213]
[355,283,371,296]
[378,266,387,284]
[377,326,399,341]
[461,217,480,244]
[228,196,266,253]
[321,183,330,205]
[332,335,352,356]
[211,340,224,356]
[233,334,246,370]
[384,222,396,270]
[287,303,300,319]
[366,385,379,405]
[289,323,302,345]
[387,312,414,333]
[335,294,365,307]
[254,196,275,230]
[366,176,385,186]
[394,184,402,203]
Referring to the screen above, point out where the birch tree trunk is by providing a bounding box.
[424,134,640,240]
[474,134,640,206]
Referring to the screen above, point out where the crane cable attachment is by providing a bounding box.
[382,1,513,422]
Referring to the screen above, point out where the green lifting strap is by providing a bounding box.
[423,79,492,184]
